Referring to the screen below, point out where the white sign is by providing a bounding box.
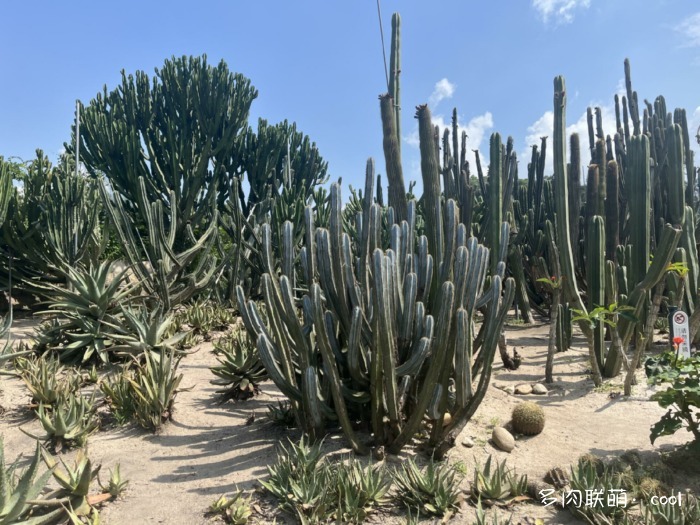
[671,310,692,359]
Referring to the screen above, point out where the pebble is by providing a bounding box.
[514,384,533,395]
[492,427,515,452]
[503,386,515,395]
[462,437,475,448]
[532,383,549,395]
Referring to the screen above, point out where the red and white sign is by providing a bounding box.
[671,310,691,359]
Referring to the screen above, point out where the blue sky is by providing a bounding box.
[1,1,699,191]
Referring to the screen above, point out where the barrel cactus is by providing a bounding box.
[511,401,545,436]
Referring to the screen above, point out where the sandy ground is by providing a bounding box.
[1,316,698,524]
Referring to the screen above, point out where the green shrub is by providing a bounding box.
[646,352,700,446]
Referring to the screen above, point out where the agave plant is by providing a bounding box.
[27,392,100,451]
[41,448,108,517]
[208,490,253,525]
[110,307,186,357]
[36,261,138,364]
[472,456,528,503]
[392,458,463,517]
[20,354,81,406]
[210,332,267,401]
[0,438,62,525]
[332,458,392,523]
[100,369,136,425]
[129,349,183,431]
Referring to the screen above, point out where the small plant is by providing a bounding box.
[129,349,183,431]
[332,458,392,523]
[210,303,236,330]
[646,351,700,446]
[261,437,333,523]
[0,438,60,524]
[36,261,137,364]
[111,307,186,358]
[27,392,100,451]
[392,458,463,517]
[471,456,527,502]
[81,364,100,386]
[567,457,631,523]
[210,332,267,401]
[184,299,214,339]
[100,369,136,425]
[265,400,297,427]
[99,463,128,498]
[20,354,81,406]
[208,490,253,524]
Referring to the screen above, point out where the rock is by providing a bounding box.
[442,413,452,427]
[532,383,548,395]
[503,386,515,395]
[492,427,515,452]
[462,437,475,448]
[515,384,533,395]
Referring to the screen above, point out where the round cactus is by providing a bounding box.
[511,401,545,435]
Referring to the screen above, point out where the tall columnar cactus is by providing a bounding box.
[552,76,589,326]
[238,182,513,456]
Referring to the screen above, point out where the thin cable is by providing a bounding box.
[376,0,389,92]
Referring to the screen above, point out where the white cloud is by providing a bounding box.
[532,0,591,24]
[675,12,700,47]
[428,78,456,109]
[522,103,617,180]
[404,111,494,180]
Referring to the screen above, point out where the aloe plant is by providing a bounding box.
[0,439,61,525]
[210,332,267,401]
[25,393,99,451]
[36,261,137,364]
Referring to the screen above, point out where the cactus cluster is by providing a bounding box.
[238,117,514,455]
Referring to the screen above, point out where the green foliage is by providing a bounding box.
[35,261,136,364]
[471,456,528,502]
[100,369,136,425]
[128,349,183,431]
[265,400,296,428]
[208,490,252,524]
[0,438,58,524]
[111,307,186,357]
[261,437,391,524]
[99,463,128,498]
[474,499,513,525]
[210,331,267,401]
[0,152,103,302]
[27,393,99,451]
[642,493,700,525]
[646,352,700,445]
[392,458,463,517]
[567,457,632,523]
[20,354,81,406]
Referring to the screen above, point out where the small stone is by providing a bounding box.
[503,386,515,395]
[532,384,548,395]
[442,413,452,426]
[492,427,515,452]
[515,384,533,395]
[462,437,475,448]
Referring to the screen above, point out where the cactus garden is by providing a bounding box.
[2,4,700,524]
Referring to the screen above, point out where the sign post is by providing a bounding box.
[669,307,692,359]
